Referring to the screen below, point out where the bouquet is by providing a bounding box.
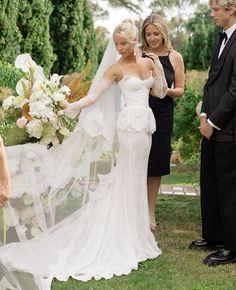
[2,54,74,146]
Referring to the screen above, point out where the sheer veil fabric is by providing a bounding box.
[0,35,162,289]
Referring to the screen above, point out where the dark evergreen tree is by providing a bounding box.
[82,0,98,77]
[0,0,21,63]
[180,5,220,70]
[17,0,54,73]
[50,0,85,74]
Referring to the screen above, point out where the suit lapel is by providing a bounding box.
[206,29,236,88]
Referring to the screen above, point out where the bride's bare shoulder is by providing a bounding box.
[103,63,123,82]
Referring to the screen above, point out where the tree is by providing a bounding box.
[17,0,54,73]
[180,4,221,70]
[83,0,98,77]
[0,0,21,63]
[50,0,86,74]
[173,87,202,161]
[95,26,109,64]
[149,0,199,50]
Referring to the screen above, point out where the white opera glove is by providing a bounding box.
[63,78,113,117]
[147,53,168,99]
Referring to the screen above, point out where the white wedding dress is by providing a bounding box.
[0,73,161,290]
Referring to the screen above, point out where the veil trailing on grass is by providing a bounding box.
[0,38,120,290]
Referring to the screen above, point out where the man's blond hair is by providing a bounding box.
[209,0,236,8]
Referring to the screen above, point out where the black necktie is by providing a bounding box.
[219,32,228,44]
[212,32,228,62]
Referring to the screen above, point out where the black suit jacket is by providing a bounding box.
[201,28,236,141]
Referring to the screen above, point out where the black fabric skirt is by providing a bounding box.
[147,130,171,176]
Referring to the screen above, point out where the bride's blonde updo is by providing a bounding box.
[113,19,138,43]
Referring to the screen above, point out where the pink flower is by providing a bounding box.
[16,117,27,128]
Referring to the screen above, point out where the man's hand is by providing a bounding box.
[199,116,213,139]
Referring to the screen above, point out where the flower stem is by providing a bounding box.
[2,207,6,245]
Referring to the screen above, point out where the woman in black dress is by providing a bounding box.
[141,14,185,230]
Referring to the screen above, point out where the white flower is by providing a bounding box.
[29,101,52,119]
[4,54,75,145]
[31,225,42,237]
[32,80,45,98]
[47,111,57,122]
[20,206,35,224]
[15,54,37,73]
[5,206,19,227]
[52,92,66,102]
[2,95,16,110]
[26,119,43,139]
[16,79,31,98]
[58,85,70,95]
[16,116,27,128]
[59,127,70,136]
[34,65,46,82]
[14,95,27,108]
[50,74,63,86]
[22,193,33,205]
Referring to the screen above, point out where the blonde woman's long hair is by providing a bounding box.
[141,14,173,52]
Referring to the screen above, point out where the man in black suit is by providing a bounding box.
[190,0,236,266]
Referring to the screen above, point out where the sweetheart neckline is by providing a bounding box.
[118,74,153,85]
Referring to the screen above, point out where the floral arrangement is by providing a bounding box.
[2,54,74,146]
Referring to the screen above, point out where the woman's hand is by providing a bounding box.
[0,191,8,208]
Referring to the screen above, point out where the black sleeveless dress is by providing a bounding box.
[147,53,175,176]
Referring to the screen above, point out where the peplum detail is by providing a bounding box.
[117,106,156,133]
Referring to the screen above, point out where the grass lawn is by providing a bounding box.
[52,195,236,290]
[162,165,200,185]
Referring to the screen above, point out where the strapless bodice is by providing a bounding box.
[117,75,156,133]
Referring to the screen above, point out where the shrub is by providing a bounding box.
[0,61,24,91]
[173,86,202,162]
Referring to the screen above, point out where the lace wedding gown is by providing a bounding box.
[0,74,161,290]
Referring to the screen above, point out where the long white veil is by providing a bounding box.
[0,38,120,290]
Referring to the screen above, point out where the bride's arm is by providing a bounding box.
[148,56,168,99]
[0,137,10,208]
[63,67,117,115]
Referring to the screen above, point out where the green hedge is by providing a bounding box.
[173,86,202,163]
[0,61,24,91]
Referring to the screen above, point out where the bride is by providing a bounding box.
[0,19,167,290]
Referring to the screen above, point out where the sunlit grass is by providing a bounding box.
[52,195,236,290]
[162,165,199,185]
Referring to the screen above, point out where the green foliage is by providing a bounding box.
[82,0,98,77]
[0,61,24,91]
[107,0,141,12]
[0,0,54,73]
[95,26,109,65]
[180,4,221,70]
[183,152,200,166]
[185,70,208,97]
[50,0,85,74]
[173,86,202,161]
[162,165,199,185]
[17,0,55,74]
[50,0,98,76]
[0,122,30,145]
[0,0,21,63]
